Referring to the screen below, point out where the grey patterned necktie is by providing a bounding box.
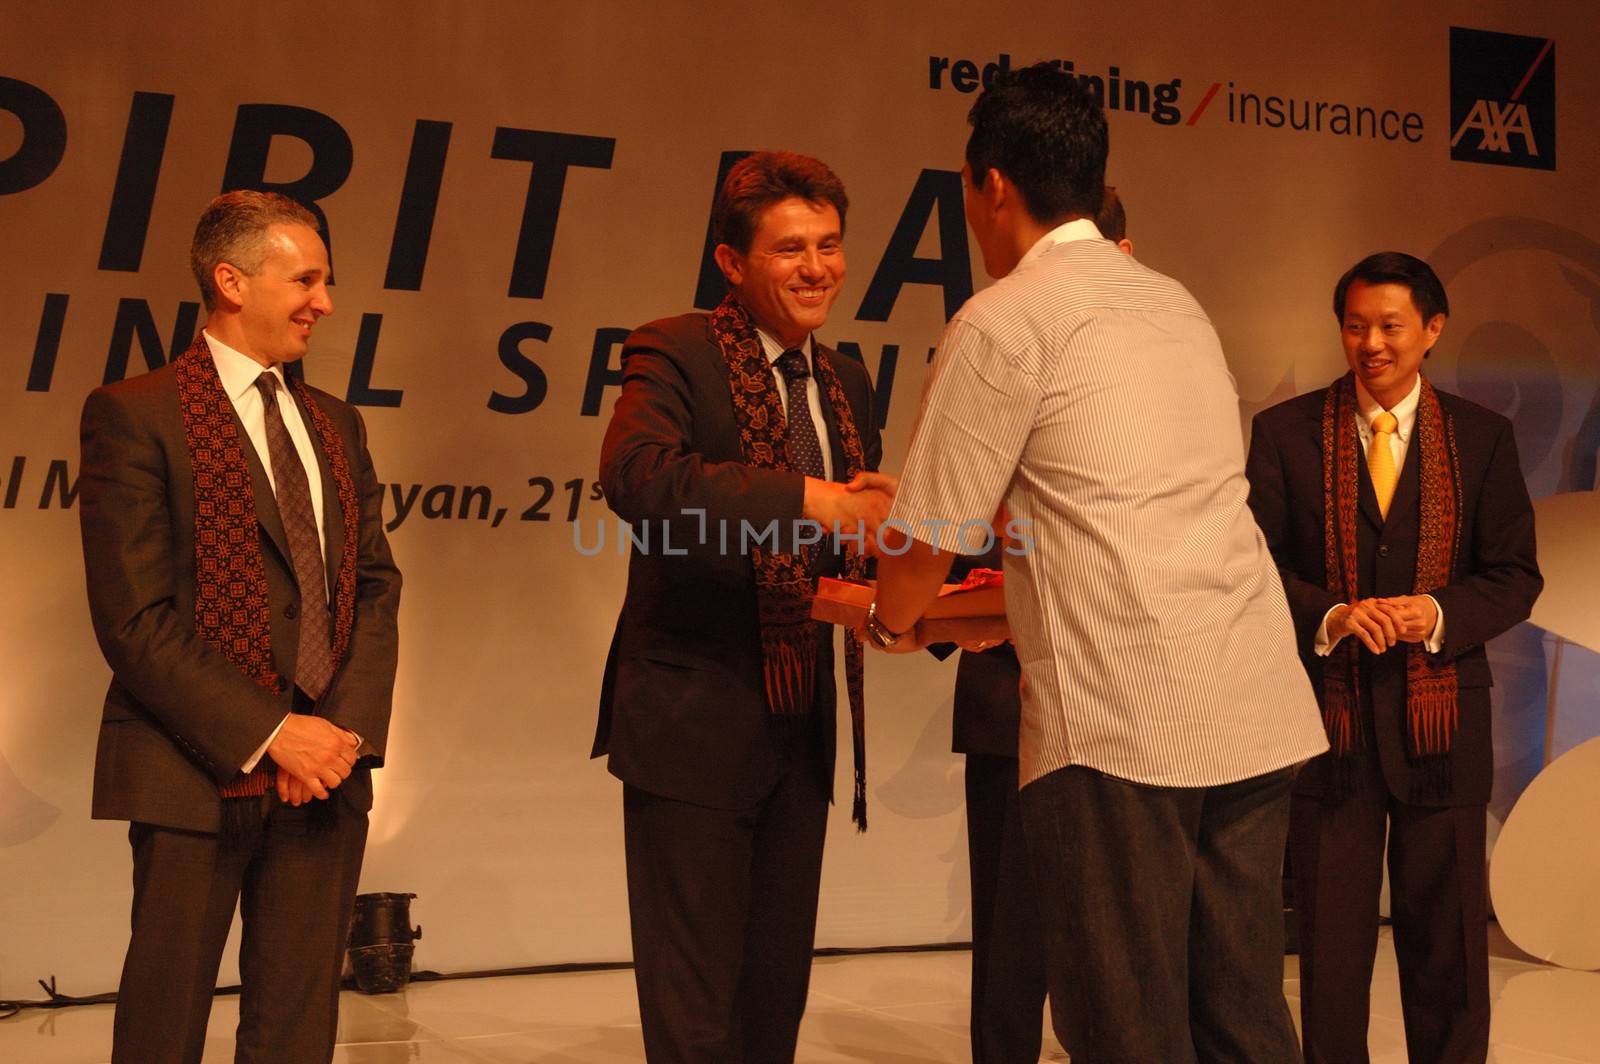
[776,349,826,479]
[254,373,334,699]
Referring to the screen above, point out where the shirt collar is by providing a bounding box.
[1016,217,1105,272]
[757,328,811,367]
[205,330,285,403]
[1354,374,1422,439]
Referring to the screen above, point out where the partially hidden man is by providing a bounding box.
[594,152,890,1063]
[78,191,402,1064]
[1246,252,1541,1064]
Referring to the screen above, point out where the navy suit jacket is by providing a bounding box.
[945,543,1022,759]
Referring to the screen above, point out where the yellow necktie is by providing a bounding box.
[1368,410,1398,519]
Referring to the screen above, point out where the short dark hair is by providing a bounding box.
[1095,185,1127,242]
[191,190,319,310]
[1333,252,1450,323]
[713,151,848,254]
[966,62,1108,225]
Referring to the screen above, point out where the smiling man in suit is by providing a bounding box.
[78,190,402,1064]
[595,151,890,1064]
[1245,252,1541,1064]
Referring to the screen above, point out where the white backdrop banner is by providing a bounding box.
[2,0,1597,999]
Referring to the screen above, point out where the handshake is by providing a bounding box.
[802,471,899,557]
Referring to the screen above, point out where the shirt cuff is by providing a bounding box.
[242,715,290,774]
[1424,594,1445,653]
[1313,604,1345,657]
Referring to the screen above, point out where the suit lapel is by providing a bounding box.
[813,345,847,482]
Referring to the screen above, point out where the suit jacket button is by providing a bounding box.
[1378,545,1389,557]
[285,602,299,620]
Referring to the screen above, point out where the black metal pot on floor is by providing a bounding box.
[348,892,422,993]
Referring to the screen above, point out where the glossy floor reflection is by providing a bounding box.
[3,929,1596,1062]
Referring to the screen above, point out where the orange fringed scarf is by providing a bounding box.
[1320,372,1462,796]
[711,295,871,830]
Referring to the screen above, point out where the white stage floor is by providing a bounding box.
[4,928,1597,1062]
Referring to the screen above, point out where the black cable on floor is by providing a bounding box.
[0,975,248,1015]
[0,941,978,1013]
[399,940,976,986]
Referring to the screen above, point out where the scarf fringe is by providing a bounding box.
[1320,666,1363,801]
[1405,676,1460,758]
[1320,669,1363,758]
[1407,756,1454,803]
[846,633,867,832]
[219,794,265,850]
[762,626,818,716]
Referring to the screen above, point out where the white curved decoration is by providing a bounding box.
[1527,491,1600,654]
[1488,735,1600,969]
[1526,490,1600,765]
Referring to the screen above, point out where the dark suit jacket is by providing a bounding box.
[953,644,1022,758]
[79,349,402,834]
[946,544,1022,759]
[594,312,880,811]
[1245,382,1540,806]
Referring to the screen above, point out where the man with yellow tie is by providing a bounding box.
[1245,251,1542,1064]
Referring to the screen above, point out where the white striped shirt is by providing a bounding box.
[891,222,1327,788]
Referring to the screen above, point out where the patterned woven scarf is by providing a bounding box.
[710,294,872,830]
[174,337,360,813]
[1320,372,1462,794]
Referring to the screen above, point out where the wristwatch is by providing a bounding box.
[863,601,905,649]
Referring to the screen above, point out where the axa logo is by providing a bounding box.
[1449,27,1556,171]
[1454,100,1537,154]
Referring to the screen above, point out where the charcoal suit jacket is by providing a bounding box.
[78,338,402,834]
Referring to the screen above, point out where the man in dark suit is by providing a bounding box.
[1246,252,1541,1064]
[955,184,1133,1064]
[595,151,889,1064]
[78,190,402,1064]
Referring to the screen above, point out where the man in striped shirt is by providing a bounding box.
[862,64,1328,1062]
[952,185,1135,1064]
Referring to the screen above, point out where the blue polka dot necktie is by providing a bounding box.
[776,349,826,480]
